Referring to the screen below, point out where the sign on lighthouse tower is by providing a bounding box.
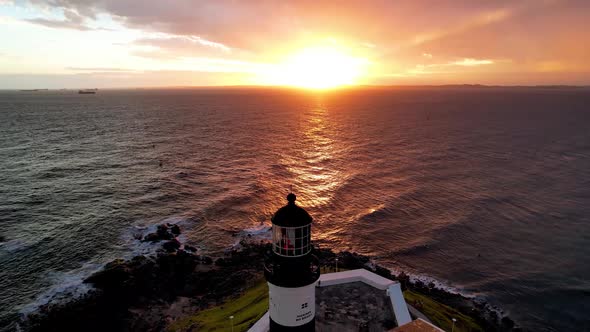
[264,193,320,331]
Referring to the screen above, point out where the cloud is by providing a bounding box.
[140,35,229,52]
[24,17,92,30]
[19,0,589,72]
[66,57,268,75]
[392,57,495,78]
[133,34,231,58]
[66,67,139,72]
[421,58,495,69]
[5,0,590,86]
[23,7,102,30]
[450,58,493,66]
[20,1,538,53]
[409,7,515,47]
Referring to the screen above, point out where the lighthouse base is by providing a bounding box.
[270,317,315,331]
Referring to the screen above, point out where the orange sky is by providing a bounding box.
[1,0,589,88]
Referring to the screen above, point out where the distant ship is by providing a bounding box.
[78,89,97,94]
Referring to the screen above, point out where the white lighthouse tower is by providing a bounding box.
[264,193,320,331]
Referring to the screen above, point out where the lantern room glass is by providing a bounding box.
[272,224,311,257]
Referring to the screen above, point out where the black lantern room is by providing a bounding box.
[271,193,313,257]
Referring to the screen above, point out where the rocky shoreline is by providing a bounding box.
[16,224,521,332]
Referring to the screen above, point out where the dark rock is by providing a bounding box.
[184,245,197,252]
[143,224,176,242]
[170,224,181,235]
[162,239,181,252]
[172,250,198,273]
[398,272,410,290]
[502,316,515,329]
[156,224,173,240]
[489,310,499,322]
[129,255,149,266]
[84,259,132,288]
[336,251,369,269]
[414,280,425,290]
[374,265,393,280]
[143,232,160,242]
[24,243,519,332]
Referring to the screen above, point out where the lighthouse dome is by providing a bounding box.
[271,193,312,227]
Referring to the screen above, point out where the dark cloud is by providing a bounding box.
[24,7,98,30]
[24,17,91,30]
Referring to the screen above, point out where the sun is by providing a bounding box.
[264,47,368,89]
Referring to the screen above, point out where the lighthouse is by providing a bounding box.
[264,193,320,331]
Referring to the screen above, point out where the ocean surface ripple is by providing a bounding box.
[1,87,589,331]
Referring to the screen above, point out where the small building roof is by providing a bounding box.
[316,281,396,331]
[315,269,413,331]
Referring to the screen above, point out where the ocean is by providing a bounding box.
[0,87,589,331]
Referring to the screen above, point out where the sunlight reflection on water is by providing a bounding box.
[283,106,349,208]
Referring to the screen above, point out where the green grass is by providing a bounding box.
[168,280,269,332]
[404,290,483,332]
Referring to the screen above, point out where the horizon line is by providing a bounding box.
[3,84,590,91]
